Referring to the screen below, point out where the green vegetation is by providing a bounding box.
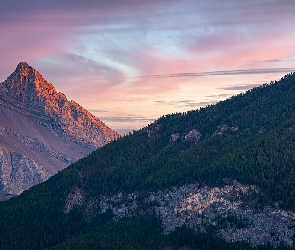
[50,218,259,250]
[1,73,295,249]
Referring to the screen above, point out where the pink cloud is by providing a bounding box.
[0,0,185,80]
[1,0,295,132]
[0,21,80,81]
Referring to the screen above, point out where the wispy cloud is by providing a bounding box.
[177,101,214,108]
[1,0,295,132]
[154,100,217,108]
[207,94,233,99]
[99,115,154,123]
[129,68,295,79]
[87,109,108,113]
[219,83,262,91]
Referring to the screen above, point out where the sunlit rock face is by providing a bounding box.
[64,180,295,248]
[0,62,120,198]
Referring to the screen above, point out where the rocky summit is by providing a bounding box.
[0,62,120,198]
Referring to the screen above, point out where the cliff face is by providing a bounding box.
[64,180,295,248]
[0,147,50,196]
[0,62,120,198]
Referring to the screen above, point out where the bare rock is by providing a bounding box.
[0,147,50,195]
[0,62,120,198]
[171,133,180,141]
[213,124,238,136]
[65,180,295,248]
[184,129,201,142]
[64,186,84,214]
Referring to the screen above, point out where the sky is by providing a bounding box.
[1,0,295,135]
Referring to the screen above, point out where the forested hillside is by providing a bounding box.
[1,73,295,249]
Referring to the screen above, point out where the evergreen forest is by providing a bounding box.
[1,73,295,249]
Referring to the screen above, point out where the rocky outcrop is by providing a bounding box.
[170,133,180,142]
[170,130,201,143]
[0,62,120,198]
[64,180,295,248]
[184,129,201,142]
[0,147,50,196]
[64,186,85,214]
[213,124,238,136]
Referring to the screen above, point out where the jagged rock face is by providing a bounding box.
[64,180,295,248]
[0,62,120,198]
[0,62,119,147]
[0,147,50,196]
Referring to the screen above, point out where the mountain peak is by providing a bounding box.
[0,62,120,147]
[16,61,30,69]
[0,62,58,107]
[15,62,36,78]
[0,62,120,198]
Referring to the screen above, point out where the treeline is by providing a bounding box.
[74,73,295,208]
[1,73,295,249]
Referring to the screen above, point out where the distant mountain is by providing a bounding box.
[0,62,119,198]
[1,73,295,249]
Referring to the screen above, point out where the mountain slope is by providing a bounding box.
[0,62,119,197]
[1,73,295,249]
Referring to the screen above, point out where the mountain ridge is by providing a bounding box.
[0,62,119,197]
[0,62,119,147]
[1,72,295,249]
